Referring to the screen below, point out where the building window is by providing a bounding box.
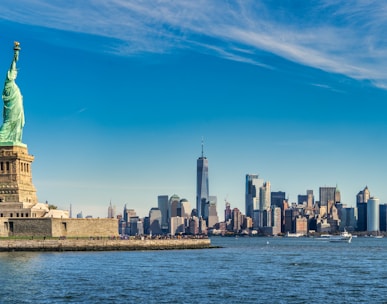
[10,213,13,217]
[0,213,2,217]
[6,162,9,171]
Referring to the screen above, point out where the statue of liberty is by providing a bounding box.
[0,42,25,146]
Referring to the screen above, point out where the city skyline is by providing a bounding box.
[0,1,386,217]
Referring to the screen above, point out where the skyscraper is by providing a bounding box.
[367,197,380,232]
[149,207,162,235]
[245,174,264,218]
[196,141,209,218]
[179,199,191,218]
[319,186,337,207]
[169,194,180,218]
[259,181,271,211]
[356,186,370,231]
[158,195,169,232]
[108,201,116,219]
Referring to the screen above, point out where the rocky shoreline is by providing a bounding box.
[0,238,212,252]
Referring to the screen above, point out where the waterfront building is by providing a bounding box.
[284,208,299,233]
[253,210,262,229]
[207,200,219,228]
[295,216,308,235]
[357,203,367,231]
[272,207,281,235]
[149,207,162,235]
[158,195,169,232]
[188,216,199,235]
[257,181,271,227]
[245,174,264,218]
[271,191,286,232]
[129,216,144,236]
[196,141,209,219]
[232,208,243,233]
[199,217,207,234]
[339,207,358,232]
[380,204,387,232]
[118,219,126,235]
[356,186,370,231]
[243,216,253,230]
[170,216,185,235]
[367,197,380,232]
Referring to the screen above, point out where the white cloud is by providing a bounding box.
[1,0,387,87]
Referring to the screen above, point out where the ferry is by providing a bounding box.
[315,230,352,243]
[285,232,304,238]
[328,230,353,243]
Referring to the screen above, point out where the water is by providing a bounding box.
[0,237,386,303]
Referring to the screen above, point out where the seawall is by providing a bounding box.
[0,238,212,252]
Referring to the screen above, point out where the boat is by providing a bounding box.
[374,231,384,239]
[329,230,352,243]
[286,232,304,238]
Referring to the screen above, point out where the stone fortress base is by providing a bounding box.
[0,145,118,238]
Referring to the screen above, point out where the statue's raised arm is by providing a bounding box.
[0,41,25,147]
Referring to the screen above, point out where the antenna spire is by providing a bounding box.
[201,137,204,157]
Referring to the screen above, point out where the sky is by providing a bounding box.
[0,0,386,218]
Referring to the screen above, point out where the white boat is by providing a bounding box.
[286,232,303,238]
[329,230,352,243]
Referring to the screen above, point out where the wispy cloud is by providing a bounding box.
[1,0,387,87]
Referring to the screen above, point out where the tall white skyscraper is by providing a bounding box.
[259,181,271,211]
[367,197,380,232]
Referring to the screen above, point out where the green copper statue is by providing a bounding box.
[0,42,25,146]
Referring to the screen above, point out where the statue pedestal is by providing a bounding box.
[0,142,26,148]
[0,145,37,208]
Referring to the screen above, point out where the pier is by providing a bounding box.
[0,238,212,252]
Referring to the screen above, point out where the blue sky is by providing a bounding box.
[0,0,386,218]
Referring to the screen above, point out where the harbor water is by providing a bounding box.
[0,236,386,303]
